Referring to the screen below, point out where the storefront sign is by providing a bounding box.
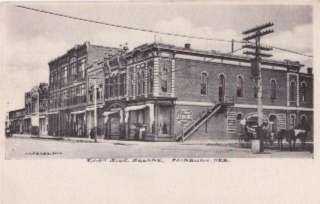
[176,109,193,126]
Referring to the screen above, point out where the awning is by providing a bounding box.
[47,111,58,115]
[124,105,147,112]
[124,104,154,125]
[103,111,119,117]
[70,110,86,115]
[103,110,120,123]
[86,105,104,111]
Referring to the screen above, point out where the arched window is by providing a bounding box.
[270,79,277,99]
[200,72,208,96]
[218,74,225,102]
[236,76,243,97]
[301,82,307,102]
[289,80,296,102]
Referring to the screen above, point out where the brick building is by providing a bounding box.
[91,42,313,141]
[47,41,119,137]
[8,108,25,134]
[23,83,49,135]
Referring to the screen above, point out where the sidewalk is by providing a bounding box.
[10,134,313,151]
[11,133,240,145]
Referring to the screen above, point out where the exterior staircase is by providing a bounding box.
[176,103,223,142]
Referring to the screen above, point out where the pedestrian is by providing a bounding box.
[90,128,95,139]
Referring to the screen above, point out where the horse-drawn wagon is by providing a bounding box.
[238,114,310,151]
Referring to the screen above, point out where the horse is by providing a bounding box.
[276,129,307,151]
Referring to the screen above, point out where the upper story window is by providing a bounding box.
[114,75,119,97]
[62,66,68,86]
[289,80,297,102]
[236,75,243,97]
[119,73,126,97]
[130,68,135,97]
[200,72,208,96]
[70,63,77,81]
[159,61,169,93]
[218,74,225,102]
[78,59,86,79]
[301,81,307,102]
[148,63,153,94]
[97,84,103,101]
[270,79,277,100]
[137,70,142,96]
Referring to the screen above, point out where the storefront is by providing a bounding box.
[39,115,48,135]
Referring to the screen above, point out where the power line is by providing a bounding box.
[15,5,231,43]
[271,46,313,58]
[16,5,313,58]
[228,47,244,54]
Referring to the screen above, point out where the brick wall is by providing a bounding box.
[174,58,289,106]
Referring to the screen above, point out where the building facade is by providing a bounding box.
[93,43,313,142]
[7,41,313,141]
[8,108,25,134]
[47,41,119,137]
[24,83,49,135]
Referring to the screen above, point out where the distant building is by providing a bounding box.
[47,41,119,137]
[8,108,25,134]
[24,83,49,135]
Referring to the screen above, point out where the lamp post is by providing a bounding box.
[89,76,104,143]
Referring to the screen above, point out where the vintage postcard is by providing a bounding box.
[3,1,314,159]
[1,1,319,204]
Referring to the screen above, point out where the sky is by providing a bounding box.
[1,2,313,112]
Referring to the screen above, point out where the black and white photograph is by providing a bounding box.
[3,2,314,159]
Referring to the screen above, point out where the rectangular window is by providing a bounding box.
[159,59,171,93]
[130,68,134,97]
[105,78,110,98]
[148,64,153,94]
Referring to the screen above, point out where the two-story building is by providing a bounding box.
[95,42,313,142]
[23,83,49,135]
[47,41,119,137]
[8,108,25,134]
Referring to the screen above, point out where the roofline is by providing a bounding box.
[48,42,119,66]
[125,42,304,68]
[9,108,25,113]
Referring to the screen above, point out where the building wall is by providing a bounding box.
[47,42,118,137]
[174,57,289,106]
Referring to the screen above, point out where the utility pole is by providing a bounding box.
[89,76,104,143]
[231,39,234,53]
[93,81,98,143]
[242,22,274,153]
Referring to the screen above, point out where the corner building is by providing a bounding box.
[101,43,313,141]
[47,42,119,137]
